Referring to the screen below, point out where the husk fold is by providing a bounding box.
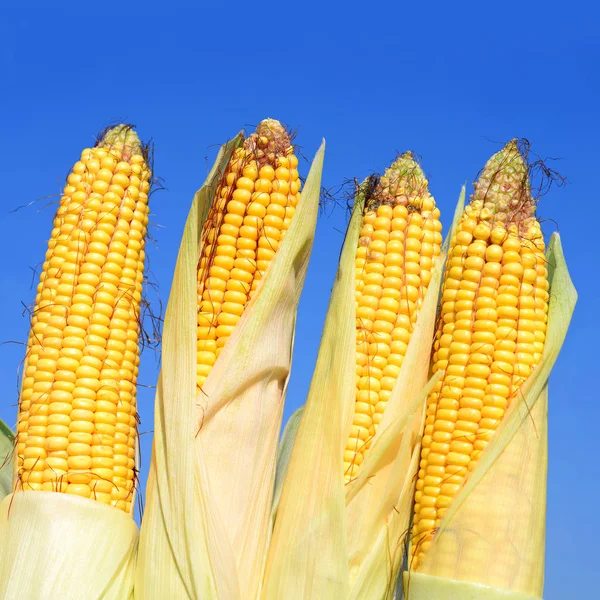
[261,185,466,600]
[135,134,325,599]
[404,233,577,599]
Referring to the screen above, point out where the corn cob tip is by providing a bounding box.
[387,151,426,181]
[244,118,293,165]
[256,118,287,138]
[371,151,430,208]
[96,124,144,162]
[472,138,535,230]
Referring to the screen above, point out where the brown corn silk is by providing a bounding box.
[196,119,301,390]
[409,141,556,594]
[14,125,151,514]
[345,153,442,482]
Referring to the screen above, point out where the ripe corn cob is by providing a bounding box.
[15,125,151,514]
[411,140,549,568]
[344,153,443,483]
[196,119,300,391]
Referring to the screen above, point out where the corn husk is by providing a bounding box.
[403,571,541,599]
[271,406,304,526]
[0,420,13,502]
[403,233,576,600]
[135,134,325,599]
[261,185,465,599]
[0,492,137,599]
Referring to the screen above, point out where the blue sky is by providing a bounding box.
[0,2,597,597]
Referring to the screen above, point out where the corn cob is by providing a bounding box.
[411,140,549,568]
[344,153,443,483]
[196,119,300,391]
[15,125,151,514]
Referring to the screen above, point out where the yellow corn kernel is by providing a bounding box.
[196,119,301,392]
[344,153,443,483]
[15,125,151,514]
[411,140,549,569]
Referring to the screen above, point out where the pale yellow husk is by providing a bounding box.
[0,492,137,599]
[271,406,304,527]
[403,572,540,600]
[261,186,466,600]
[404,233,577,600]
[135,135,325,600]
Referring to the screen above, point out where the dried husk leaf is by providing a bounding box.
[0,492,137,599]
[135,135,325,600]
[0,420,13,501]
[262,187,465,600]
[404,233,576,599]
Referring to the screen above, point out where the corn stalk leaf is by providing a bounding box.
[0,420,14,501]
[409,233,576,598]
[0,492,137,599]
[136,136,325,600]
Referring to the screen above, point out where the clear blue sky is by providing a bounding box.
[0,3,597,597]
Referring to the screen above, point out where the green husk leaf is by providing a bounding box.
[411,233,576,597]
[0,492,137,599]
[271,406,304,526]
[136,135,325,600]
[0,420,14,501]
